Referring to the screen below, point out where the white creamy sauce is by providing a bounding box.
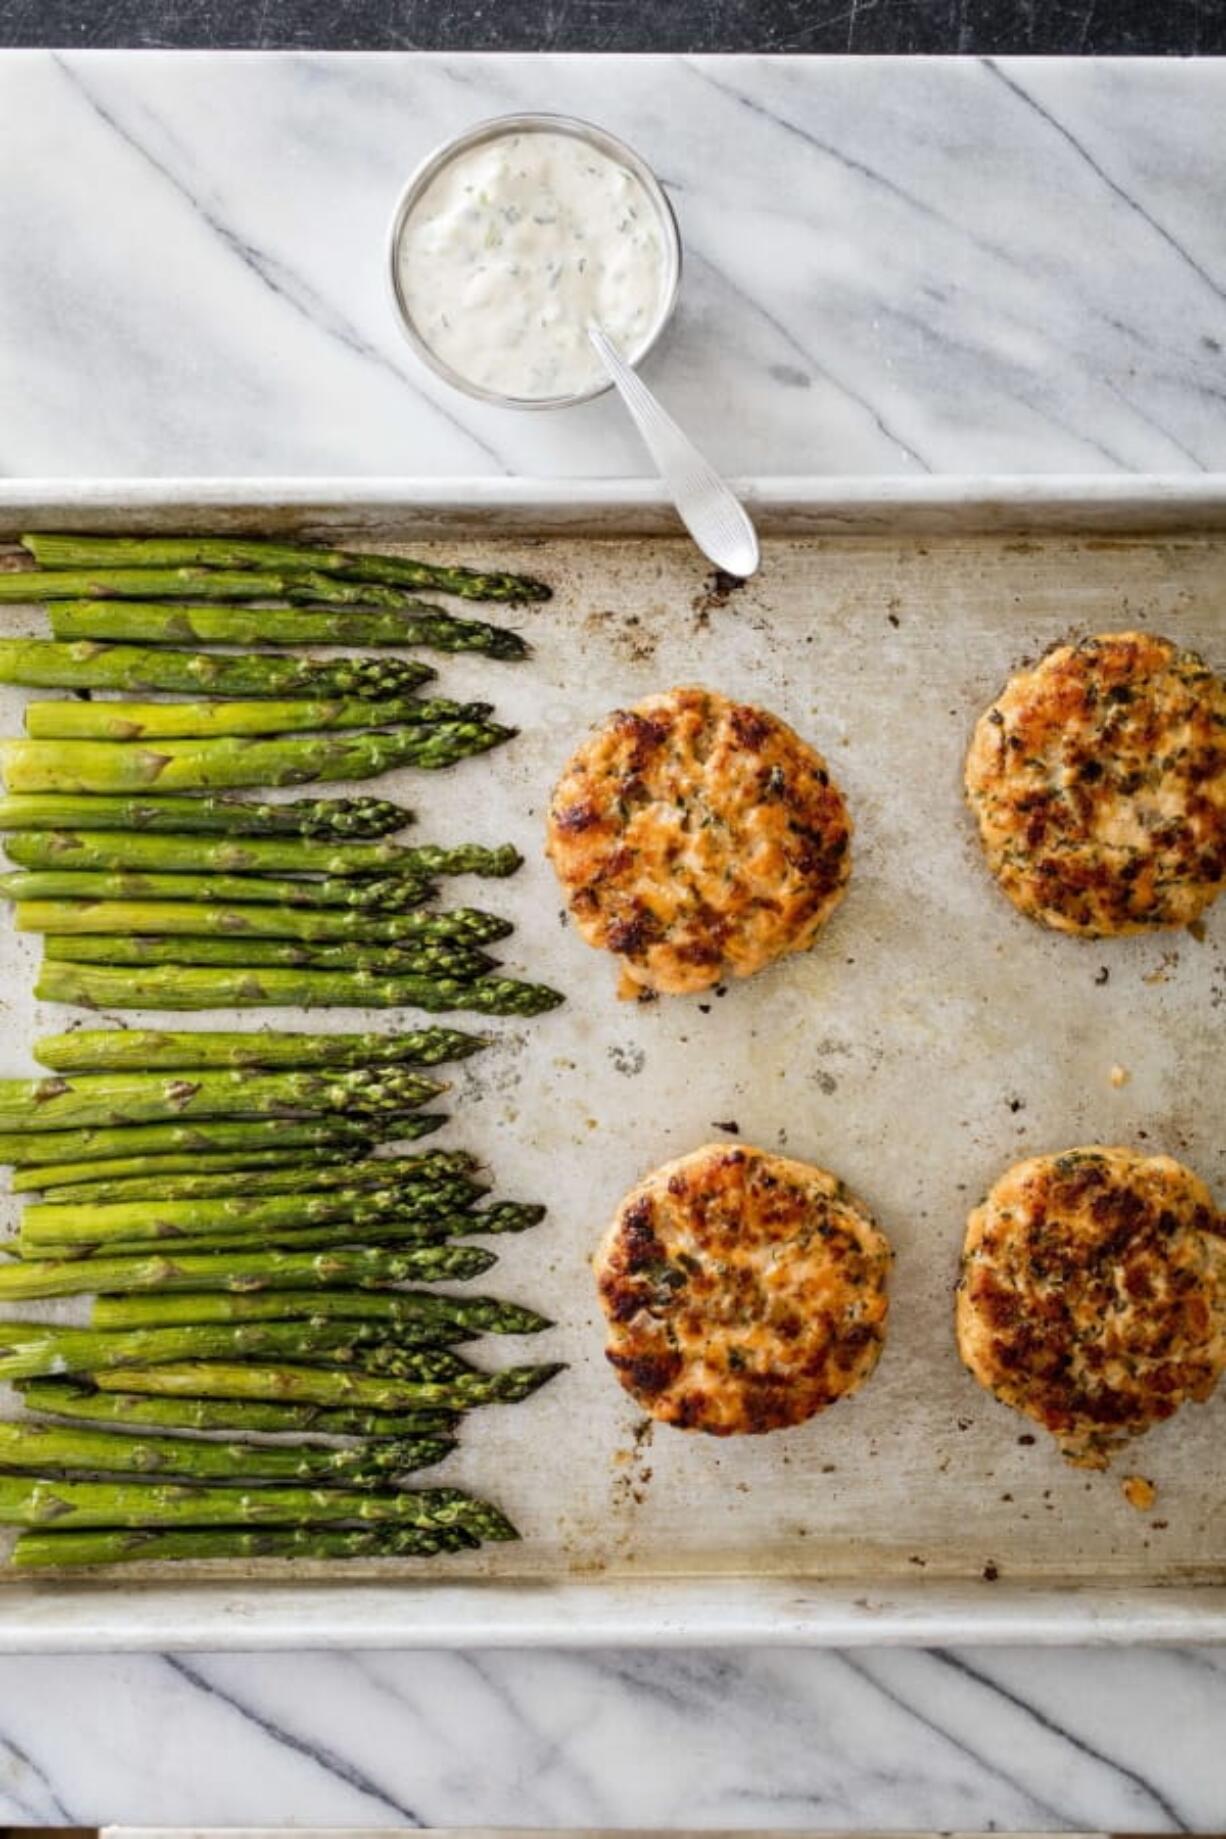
[398,130,668,401]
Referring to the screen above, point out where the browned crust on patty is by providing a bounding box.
[964,632,1225,936]
[956,1146,1226,1467]
[596,1143,891,1435]
[547,687,852,996]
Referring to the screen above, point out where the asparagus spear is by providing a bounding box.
[37,960,564,1015]
[22,1204,541,1262]
[34,1025,488,1075]
[44,1205,541,1261]
[0,1420,454,1485]
[4,869,439,911]
[16,1378,459,1440]
[8,1227,489,1269]
[21,1178,486,1248]
[22,534,551,603]
[0,639,434,698]
[20,898,498,944]
[25,693,492,742]
[50,600,529,659]
[21,1181,490,1251]
[34,1151,481,1206]
[33,1147,474,1206]
[43,936,498,978]
[0,1473,519,1538]
[12,1145,456,1204]
[0,1320,472,1382]
[14,1146,355,1194]
[91,1289,549,1335]
[368,842,521,879]
[4,831,516,880]
[0,1111,430,1169]
[0,1241,497,1300]
[90,1360,563,1413]
[87,1299,473,1346]
[0,1065,447,1133]
[0,566,419,605]
[12,1523,477,1567]
[12,1119,451,1193]
[0,793,414,838]
[62,1203,543,1260]
[1,721,515,795]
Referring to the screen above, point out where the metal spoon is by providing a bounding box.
[588,325,760,580]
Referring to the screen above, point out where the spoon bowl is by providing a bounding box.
[588,325,760,579]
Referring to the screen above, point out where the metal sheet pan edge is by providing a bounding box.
[1,472,1226,537]
[4,1575,1226,1652]
[0,473,1221,1652]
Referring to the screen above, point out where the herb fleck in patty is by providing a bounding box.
[547,688,852,996]
[956,1146,1225,1467]
[965,632,1225,936]
[596,1143,891,1435]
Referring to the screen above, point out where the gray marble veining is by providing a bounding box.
[2,52,1224,480]
[0,1646,1224,1828]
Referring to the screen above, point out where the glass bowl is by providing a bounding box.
[387,111,683,411]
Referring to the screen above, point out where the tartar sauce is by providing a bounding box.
[397,129,669,402]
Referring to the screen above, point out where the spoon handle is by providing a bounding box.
[588,326,760,580]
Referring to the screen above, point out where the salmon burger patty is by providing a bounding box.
[956,1146,1225,1467]
[547,687,852,997]
[964,632,1225,936]
[596,1143,891,1434]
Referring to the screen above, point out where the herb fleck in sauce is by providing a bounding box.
[398,130,669,401]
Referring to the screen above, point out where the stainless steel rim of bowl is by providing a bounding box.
[386,110,684,411]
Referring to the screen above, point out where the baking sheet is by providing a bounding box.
[0,481,1221,1645]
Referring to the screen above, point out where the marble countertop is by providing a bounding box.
[0,48,1224,1834]
[2,51,1224,481]
[0,1646,1223,1828]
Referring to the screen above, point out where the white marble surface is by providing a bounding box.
[1,51,1225,480]
[0,1646,1223,1829]
[1,47,1225,1835]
